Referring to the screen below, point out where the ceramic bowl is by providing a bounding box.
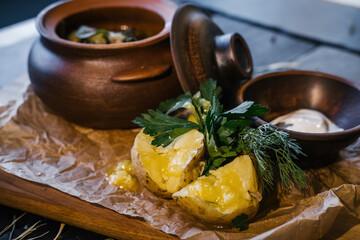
[238,70,360,167]
[28,0,181,129]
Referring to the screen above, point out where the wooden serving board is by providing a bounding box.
[0,169,178,240]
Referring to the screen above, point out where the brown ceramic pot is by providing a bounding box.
[28,0,182,129]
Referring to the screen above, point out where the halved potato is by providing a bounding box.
[172,155,262,225]
[131,129,205,198]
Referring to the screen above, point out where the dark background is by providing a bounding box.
[0,0,57,28]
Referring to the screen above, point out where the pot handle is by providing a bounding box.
[214,33,253,85]
[111,64,172,82]
[214,33,253,108]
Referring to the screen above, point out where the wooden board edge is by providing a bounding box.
[0,169,178,240]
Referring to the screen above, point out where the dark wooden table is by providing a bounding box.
[0,0,360,239]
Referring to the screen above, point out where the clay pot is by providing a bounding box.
[28,0,182,129]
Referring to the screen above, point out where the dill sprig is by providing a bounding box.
[236,124,307,189]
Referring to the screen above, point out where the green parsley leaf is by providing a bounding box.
[222,101,269,118]
[217,119,253,145]
[157,93,192,115]
[205,95,223,131]
[199,78,222,101]
[133,109,198,146]
[212,157,227,168]
[232,214,249,231]
[151,128,195,147]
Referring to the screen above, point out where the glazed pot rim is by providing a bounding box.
[36,0,175,50]
[238,70,360,141]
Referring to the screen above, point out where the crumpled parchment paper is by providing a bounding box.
[1,75,360,240]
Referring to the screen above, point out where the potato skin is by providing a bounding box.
[131,131,205,198]
[131,146,171,198]
[173,194,259,225]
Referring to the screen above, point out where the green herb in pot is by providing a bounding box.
[67,25,137,44]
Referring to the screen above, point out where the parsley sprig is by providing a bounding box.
[133,109,198,147]
[133,79,307,190]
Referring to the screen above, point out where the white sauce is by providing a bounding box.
[271,109,343,133]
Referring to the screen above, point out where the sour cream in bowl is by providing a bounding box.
[271,109,343,134]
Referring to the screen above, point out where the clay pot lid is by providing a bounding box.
[170,4,253,95]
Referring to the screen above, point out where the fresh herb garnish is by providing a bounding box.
[132,79,307,190]
[133,109,198,147]
[235,124,307,189]
[232,214,249,231]
[157,92,192,115]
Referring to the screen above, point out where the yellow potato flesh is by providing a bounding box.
[173,155,261,224]
[135,129,204,193]
[187,114,197,123]
[106,160,139,191]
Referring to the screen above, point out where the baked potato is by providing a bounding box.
[172,155,262,225]
[131,129,205,198]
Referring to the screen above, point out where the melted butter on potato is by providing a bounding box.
[172,155,262,225]
[187,114,197,123]
[132,129,205,197]
[106,160,138,191]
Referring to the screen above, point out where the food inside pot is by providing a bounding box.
[67,25,149,44]
[56,7,165,44]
